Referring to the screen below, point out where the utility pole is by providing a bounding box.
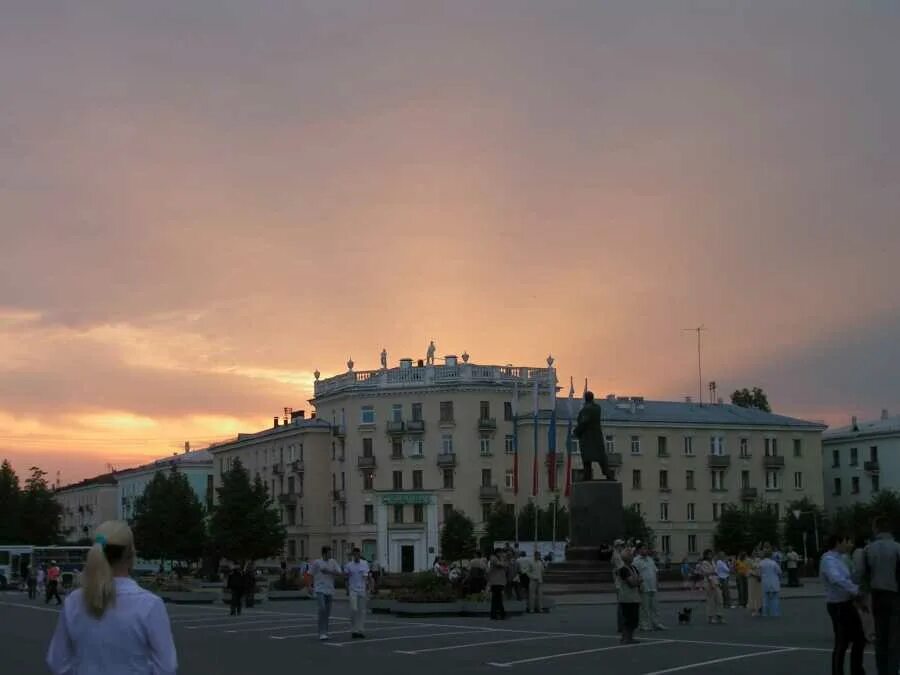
[683,326,706,405]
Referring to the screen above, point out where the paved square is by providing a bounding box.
[0,593,876,674]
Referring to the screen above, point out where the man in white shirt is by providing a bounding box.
[310,546,341,641]
[526,551,545,613]
[715,552,733,609]
[634,543,665,631]
[786,546,801,587]
[344,547,371,639]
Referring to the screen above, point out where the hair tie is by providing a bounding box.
[95,534,108,550]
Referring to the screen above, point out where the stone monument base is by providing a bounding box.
[569,480,624,551]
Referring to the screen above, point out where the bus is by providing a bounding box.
[0,546,32,589]
[0,546,91,590]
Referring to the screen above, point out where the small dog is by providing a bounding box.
[677,607,693,625]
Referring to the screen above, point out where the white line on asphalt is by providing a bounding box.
[486,639,673,667]
[659,637,832,654]
[222,621,324,633]
[639,647,798,674]
[232,622,411,637]
[313,628,490,646]
[0,601,61,614]
[397,633,569,655]
[185,616,320,630]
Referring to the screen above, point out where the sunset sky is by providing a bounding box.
[2,1,898,483]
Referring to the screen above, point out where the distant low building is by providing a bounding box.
[116,449,214,524]
[823,409,898,512]
[54,474,118,543]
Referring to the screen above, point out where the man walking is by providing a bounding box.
[864,517,900,675]
[527,551,545,613]
[821,534,866,675]
[715,552,733,609]
[344,547,371,639]
[311,546,341,640]
[227,565,244,616]
[634,542,665,631]
[45,561,62,605]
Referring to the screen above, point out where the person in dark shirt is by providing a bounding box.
[617,549,642,644]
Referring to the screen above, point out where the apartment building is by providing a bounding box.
[54,473,118,543]
[116,449,214,523]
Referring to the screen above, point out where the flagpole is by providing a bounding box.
[532,376,539,547]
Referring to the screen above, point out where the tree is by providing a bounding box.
[784,498,825,558]
[484,500,515,548]
[440,509,476,562]
[713,504,749,554]
[0,460,21,544]
[132,469,207,570]
[730,387,771,412]
[624,506,653,545]
[833,490,900,540]
[209,459,285,566]
[20,467,62,544]
[747,502,781,550]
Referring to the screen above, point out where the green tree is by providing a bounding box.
[730,387,771,412]
[784,498,825,558]
[440,509,476,562]
[624,506,653,545]
[713,504,749,554]
[484,500,515,548]
[132,469,207,570]
[209,459,285,566]
[0,460,21,544]
[747,502,781,550]
[20,467,62,544]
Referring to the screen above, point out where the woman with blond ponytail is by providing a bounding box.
[46,521,178,674]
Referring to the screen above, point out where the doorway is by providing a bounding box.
[401,545,415,573]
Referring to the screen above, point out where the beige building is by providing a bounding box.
[54,474,118,543]
[209,354,826,569]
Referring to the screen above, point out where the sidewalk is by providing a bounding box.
[551,579,824,606]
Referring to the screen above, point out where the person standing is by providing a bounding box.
[680,557,692,590]
[759,550,783,617]
[37,565,46,597]
[488,552,507,620]
[617,549,642,644]
[821,534,866,675]
[611,539,626,633]
[734,552,750,608]
[634,542,665,631]
[46,561,62,605]
[344,547,371,639]
[699,549,724,624]
[747,551,763,616]
[242,565,256,609]
[26,565,37,600]
[310,546,341,640]
[786,546,801,587]
[715,552,732,609]
[863,517,900,675]
[46,521,177,675]
[527,551,545,614]
[227,566,244,616]
[517,552,531,606]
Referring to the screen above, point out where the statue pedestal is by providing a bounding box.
[567,481,624,561]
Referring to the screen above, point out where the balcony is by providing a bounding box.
[406,420,426,434]
[278,493,299,506]
[740,487,758,501]
[707,455,731,468]
[332,424,346,438]
[272,463,284,475]
[479,485,500,500]
[358,456,377,469]
[332,489,346,502]
[864,460,879,473]
[607,452,623,467]
[437,453,457,468]
[763,455,785,469]
[386,420,405,435]
[290,460,304,473]
[478,417,497,431]
[439,417,456,429]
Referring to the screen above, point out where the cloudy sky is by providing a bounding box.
[1,1,898,482]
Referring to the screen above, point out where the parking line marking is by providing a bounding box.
[315,628,490,646]
[639,647,797,674]
[486,639,673,667]
[186,617,320,630]
[397,633,569,655]
[659,637,832,654]
[0,601,61,614]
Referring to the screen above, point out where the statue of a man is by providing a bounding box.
[380,348,387,369]
[573,391,615,481]
[426,340,436,365]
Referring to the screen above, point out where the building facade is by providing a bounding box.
[54,474,119,543]
[209,354,827,570]
[822,410,898,513]
[116,450,214,523]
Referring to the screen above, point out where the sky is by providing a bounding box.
[1,1,898,483]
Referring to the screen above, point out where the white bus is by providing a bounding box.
[0,545,32,589]
[0,545,91,589]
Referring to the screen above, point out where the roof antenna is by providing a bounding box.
[682,325,706,407]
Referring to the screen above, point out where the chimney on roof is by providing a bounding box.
[851,415,858,431]
[881,409,889,421]
[184,441,190,454]
[273,416,279,428]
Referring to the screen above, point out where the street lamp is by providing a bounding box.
[792,509,820,561]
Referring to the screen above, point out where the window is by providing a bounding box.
[657,436,668,457]
[391,404,403,422]
[659,502,669,521]
[287,539,297,559]
[849,448,858,466]
[632,469,642,489]
[739,438,750,458]
[361,405,375,425]
[341,471,346,490]
[481,503,491,522]
[713,503,722,521]
[683,436,694,456]
[391,438,403,459]
[741,470,750,489]
[766,471,780,490]
[793,439,802,458]
[711,470,725,491]
[710,436,725,456]
[765,438,778,457]
[631,436,641,454]
[331,442,336,461]
[872,474,880,492]
[412,439,424,457]
[504,401,513,421]
[392,471,403,490]
[364,505,374,524]
[363,438,374,457]
[660,535,671,554]
[504,435,515,455]
[440,401,454,423]
[870,446,878,463]
[411,402,423,421]
[659,470,669,490]
[414,504,424,523]
[793,472,803,490]
[686,503,695,521]
[332,506,336,526]
[505,470,515,489]
[605,435,615,452]
[686,470,695,490]
[443,503,454,521]
[298,473,304,495]
[299,506,304,526]
[393,505,404,523]
[286,506,296,526]
[688,534,698,554]
[631,503,642,516]
[287,475,295,494]
[572,439,581,455]
[412,470,423,490]
[851,476,860,494]
[832,449,840,468]
[481,469,492,487]
[480,401,490,420]
[480,437,492,456]
[442,435,454,454]
[363,471,374,490]
[442,469,454,489]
